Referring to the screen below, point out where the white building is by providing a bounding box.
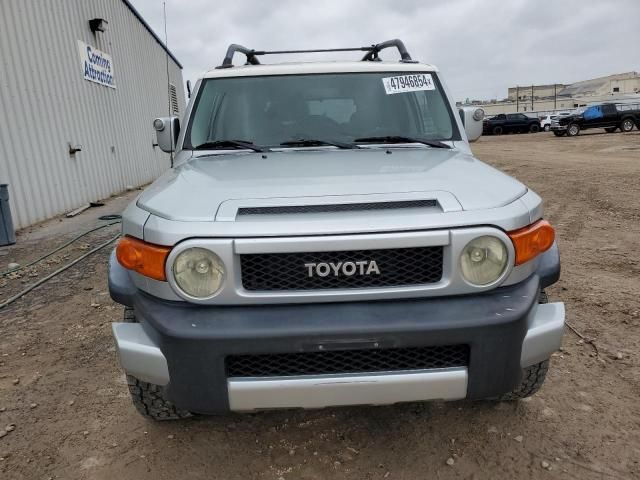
[0,0,186,229]
[467,72,640,116]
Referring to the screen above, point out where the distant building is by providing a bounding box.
[467,72,640,116]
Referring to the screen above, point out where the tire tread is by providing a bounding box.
[126,375,192,421]
[120,307,192,421]
[498,360,549,401]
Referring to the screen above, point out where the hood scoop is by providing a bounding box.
[237,199,438,217]
[217,192,462,222]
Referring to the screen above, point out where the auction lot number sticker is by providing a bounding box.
[382,74,435,94]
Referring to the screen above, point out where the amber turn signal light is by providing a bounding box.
[508,220,555,266]
[116,236,171,281]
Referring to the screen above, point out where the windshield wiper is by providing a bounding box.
[193,140,270,152]
[354,136,452,149]
[280,138,358,149]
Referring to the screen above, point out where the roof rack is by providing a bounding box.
[216,39,417,69]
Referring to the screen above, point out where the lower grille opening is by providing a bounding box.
[226,345,469,378]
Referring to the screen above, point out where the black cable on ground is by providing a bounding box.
[0,234,120,310]
[0,221,121,277]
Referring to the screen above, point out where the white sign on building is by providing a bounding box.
[77,40,115,88]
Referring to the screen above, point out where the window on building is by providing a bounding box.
[169,84,179,115]
[613,87,620,93]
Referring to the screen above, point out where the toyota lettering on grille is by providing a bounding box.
[304,260,381,278]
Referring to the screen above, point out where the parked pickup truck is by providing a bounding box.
[483,113,541,135]
[109,39,564,420]
[539,112,571,132]
[551,102,640,136]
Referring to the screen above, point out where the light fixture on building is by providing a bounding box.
[89,18,108,33]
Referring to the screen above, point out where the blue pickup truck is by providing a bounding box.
[551,102,640,137]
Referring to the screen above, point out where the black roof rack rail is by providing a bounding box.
[361,39,415,63]
[216,39,417,68]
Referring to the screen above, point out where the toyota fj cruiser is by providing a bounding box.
[109,40,565,420]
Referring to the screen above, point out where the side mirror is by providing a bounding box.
[458,107,485,142]
[153,116,180,153]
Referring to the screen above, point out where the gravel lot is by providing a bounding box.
[1,130,639,480]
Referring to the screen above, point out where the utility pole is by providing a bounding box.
[516,85,519,112]
[531,84,534,111]
[554,84,557,110]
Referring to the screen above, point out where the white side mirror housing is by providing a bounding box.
[153,116,180,153]
[458,107,484,142]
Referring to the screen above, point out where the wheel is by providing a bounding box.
[495,289,550,401]
[127,375,192,421]
[123,306,136,322]
[497,360,549,401]
[120,307,192,421]
[553,131,566,137]
[566,123,580,136]
[544,124,550,132]
[539,289,549,304]
[604,127,618,133]
[492,126,503,135]
[529,124,540,133]
[621,118,635,132]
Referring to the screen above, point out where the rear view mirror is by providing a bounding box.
[153,116,180,153]
[458,107,484,142]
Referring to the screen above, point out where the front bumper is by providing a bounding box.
[110,246,564,414]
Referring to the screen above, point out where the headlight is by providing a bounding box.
[172,248,225,298]
[460,236,508,286]
[473,108,485,121]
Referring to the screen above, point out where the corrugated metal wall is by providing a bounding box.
[0,0,185,229]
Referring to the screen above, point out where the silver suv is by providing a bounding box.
[109,40,564,420]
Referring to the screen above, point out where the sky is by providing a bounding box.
[130,0,640,102]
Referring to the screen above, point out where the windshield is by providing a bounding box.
[184,72,460,149]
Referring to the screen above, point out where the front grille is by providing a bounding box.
[240,246,443,291]
[227,345,469,377]
[237,200,437,216]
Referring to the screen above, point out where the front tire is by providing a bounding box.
[544,124,550,132]
[127,375,192,421]
[621,118,635,132]
[566,123,580,136]
[497,360,549,401]
[494,290,550,401]
[120,307,192,421]
[492,126,503,135]
[529,124,540,133]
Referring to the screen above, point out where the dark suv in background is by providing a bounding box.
[483,113,541,135]
[551,102,640,137]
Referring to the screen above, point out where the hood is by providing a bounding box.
[137,148,527,222]
[559,114,580,125]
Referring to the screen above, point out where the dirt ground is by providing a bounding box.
[1,130,639,480]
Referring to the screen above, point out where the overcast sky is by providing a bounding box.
[130,0,639,101]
